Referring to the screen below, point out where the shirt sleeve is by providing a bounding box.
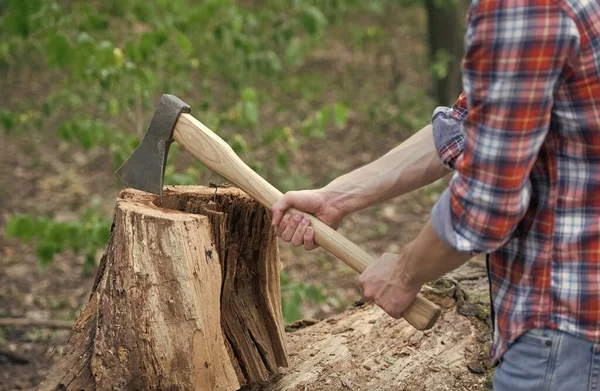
[430,0,579,253]
[432,92,468,170]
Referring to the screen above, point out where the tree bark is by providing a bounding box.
[425,0,471,106]
[38,186,288,391]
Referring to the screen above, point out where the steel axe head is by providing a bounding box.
[115,95,191,201]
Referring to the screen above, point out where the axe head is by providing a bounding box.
[115,94,191,201]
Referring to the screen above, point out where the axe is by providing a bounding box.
[116,95,441,331]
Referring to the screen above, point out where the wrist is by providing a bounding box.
[316,186,351,217]
[397,241,425,287]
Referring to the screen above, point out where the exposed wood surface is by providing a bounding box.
[38,186,287,391]
[173,113,440,331]
[252,260,492,391]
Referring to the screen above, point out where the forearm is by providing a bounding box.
[322,124,449,215]
[401,219,473,285]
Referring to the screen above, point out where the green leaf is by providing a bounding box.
[175,31,193,55]
[0,110,15,133]
[46,223,70,245]
[6,0,42,37]
[124,40,141,62]
[333,103,348,128]
[284,37,303,66]
[301,6,327,36]
[36,243,58,266]
[58,122,74,141]
[108,98,120,117]
[241,87,257,102]
[47,34,70,69]
[5,215,35,241]
[75,123,95,150]
[282,288,304,323]
[276,151,289,170]
[242,101,258,125]
[0,41,10,65]
[306,284,326,303]
[139,32,156,59]
[229,134,247,155]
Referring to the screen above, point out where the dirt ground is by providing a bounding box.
[0,7,492,391]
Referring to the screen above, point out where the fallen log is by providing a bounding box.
[253,261,493,391]
[38,186,288,391]
[257,299,490,391]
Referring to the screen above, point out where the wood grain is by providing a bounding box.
[37,187,288,391]
[173,113,441,331]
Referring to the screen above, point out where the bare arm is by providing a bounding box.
[271,124,450,250]
[322,124,450,216]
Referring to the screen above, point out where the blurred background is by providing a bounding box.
[0,0,470,388]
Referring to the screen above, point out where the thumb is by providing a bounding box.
[271,192,296,226]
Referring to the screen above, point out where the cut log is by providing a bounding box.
[253,263,494,391]
[38,186,288,391]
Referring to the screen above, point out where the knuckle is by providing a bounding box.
[361,288,373,300]
[388,309,403,319]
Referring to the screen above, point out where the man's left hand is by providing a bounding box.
[358,251,423,319]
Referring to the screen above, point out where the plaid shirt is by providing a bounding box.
[430,0,600,363]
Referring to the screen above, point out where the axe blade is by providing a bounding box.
[115,94,191,200]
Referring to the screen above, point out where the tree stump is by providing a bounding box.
[38,186,288,391]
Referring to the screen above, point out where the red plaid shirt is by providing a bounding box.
[430,0,600,363]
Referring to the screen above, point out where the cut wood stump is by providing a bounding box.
[38,186,493,391]
[38,186,288,391]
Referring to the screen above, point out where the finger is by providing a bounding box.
[275,214,291,237]
[303,227,318,251]
[359,284,374,301]
[271,192,295,227]
[281,214,303,242]
[291,217,310,247]
[382,303,403,319]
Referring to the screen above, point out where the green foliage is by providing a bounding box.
[5,205,111,274]
[301,103,349,138]
[2,0,434,321]
[280,270,326,323]
[431,48,453,80]
[0,109,15,133]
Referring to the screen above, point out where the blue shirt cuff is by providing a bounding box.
[431,107,465,170]
[430,187,459,250]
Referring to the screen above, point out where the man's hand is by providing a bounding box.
[270,123,449,252]
[271,189,346,250]
[358,252,422,318]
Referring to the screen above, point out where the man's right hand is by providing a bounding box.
[271,189,346,250]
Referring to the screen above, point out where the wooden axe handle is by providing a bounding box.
[173,113,441,331]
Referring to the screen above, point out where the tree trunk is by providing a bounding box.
[426,0,471,106]
[38,186,288,391]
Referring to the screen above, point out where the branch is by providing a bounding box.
[0,318,73,329]
[0,348,29,364]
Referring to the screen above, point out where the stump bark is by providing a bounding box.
[38,186,288,391]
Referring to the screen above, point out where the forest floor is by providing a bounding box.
[0,6,492,391]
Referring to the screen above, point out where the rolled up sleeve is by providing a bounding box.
[430,0,577,253]
[432,92,468,170]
